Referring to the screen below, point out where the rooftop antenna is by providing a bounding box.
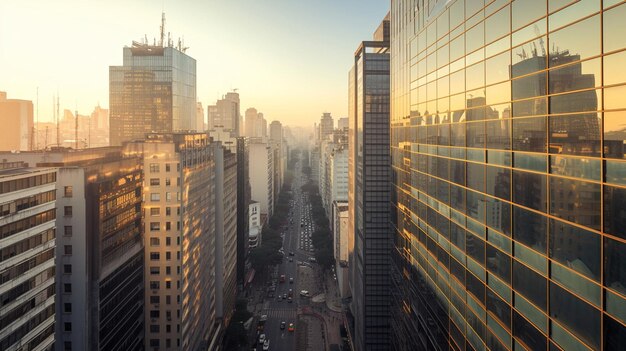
[34,87,39,150]
[159,12,166,47]
[534,24,546,57]
[74,109,78,149]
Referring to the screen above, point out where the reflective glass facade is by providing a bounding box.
[110,45,197,146]
[390,1,626,350]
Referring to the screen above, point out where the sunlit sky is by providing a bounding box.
[0,0,389,127]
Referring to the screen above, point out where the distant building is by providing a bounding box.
[337,117,348,130]
[236,137,251,285]
[124,133,219,351]
[196,102,205,131]
[208,92,240,136]
[332,201,349,298]
[0,91,33,151]
[0,162,56,351]
[109,37,197,146]
[249,139,274,217]
[319,112,334,142]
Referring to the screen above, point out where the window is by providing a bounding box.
[166,207,171,216]
[165,163,171,172]
[64,303,72,313]
[64,245,72,255]
[149,339,160,347]
[150,296,160,304]
[64,283,72,293]
[150,163,160,173]
[149,281,160,289]
[150,193,160,202]
[150,252,160,261]
[166,192,172,201]
[165,280,171,289]
[64,206,73,216]
[64,226,72,236]
[166,237,171,246]
[166,266,171,275]
[64,322,72,331]
[165,178,171,186]
[150,178,160,186]
[64,341,72,351]
[166,295,171,305]
[150,222,160,231]
[150,310,160,318]
[64,264,72,274]
[150,325,160,333]
[166,252,171,260]
[166,222,171,230]
[150,267,160,275]
[150,237,160,246]
[150,208,160,216]
[64,186,73,197]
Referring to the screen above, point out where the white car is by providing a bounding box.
[259,333,266,343]
[263,339,270,350]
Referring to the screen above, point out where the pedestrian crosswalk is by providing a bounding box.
[262,307,297,319]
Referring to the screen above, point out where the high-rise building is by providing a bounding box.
[248,201,261,250]
[236,137,251,286]
[319,112,334,142]
[213,145,237,327]
[1,149,145,351]
[244,108,259,138]
[332,201,349,299]
[208,92,240,136]
[109,32,197,146]
[90,105,110,147]
[124,133,218,351]
[269,121,283,143]
[347,14,391,351]
[196,102,205,131]
[249,139,274,218]
[338,117,349,130]
[390,1,626,351]
[0,91,33,151]
[0,162,56,351]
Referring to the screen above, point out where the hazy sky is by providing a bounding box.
[0,0,388,127]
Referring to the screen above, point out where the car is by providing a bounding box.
[277,295,282,301]
[263,339,270,350]
[260,315,268,322]
[283,293,287,299]
[288,323,295,332]
[300,290,309,297]
[280,321,286,330]
[288,257,293,262]
[259,334,266,343]
[289,277,294,284]
[287,296,293,303]
[289,252,295,256]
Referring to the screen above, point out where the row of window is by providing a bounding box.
[149,163,180,173]
[0,172,56,195]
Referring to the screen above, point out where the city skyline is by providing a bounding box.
[0,0,388,127]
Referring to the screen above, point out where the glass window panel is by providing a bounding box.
[466,62,485,91]
[512,18,547,48]
[487,243,511,283]
[512,0,547,31]
[549,176,601,230]
[605,290,626,326]
[512,37,548,78]
[549,113,601,156]
[450,69,466,95]
[513,310,547,350]
[513,204,548,253]
[604,314,626,351]
[548,58,601,94]
[486,119,511,150]
[548,0,600,31]
[551,262,600,306]
[486,51,511,85]
[467,190,486,223]
[486,5,510,44]
[550,282,600,349]
[513,260,548,310]
[515,241,547,274]
[603,111,626,158]
[467,121,486,148]
[604,50,626,87]
[437,9,450,40]
[486,35,511,57]
[485,198,511,236]
[466,22,485,54]
[512,72,547,100]
[550,155,600,180]
[549,218,600,281]
[466,231,486,265]
[512,117,547,152]
[467,0,485,19]
[486,165,511,200]
[604,3,626,53]
[512,97,547,117]
[515,153,548,172]
[486,82,511,106]
[549,90,600,114]
[513,171,548,212]
[606,160,626,185]
[604,184,626,239]
[604,84,626,111]
[450,34,465,62]
[548,15,601,68]
[604,236,626,296]
[467,162,485,193]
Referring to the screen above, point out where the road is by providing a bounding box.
[254,159,316,351]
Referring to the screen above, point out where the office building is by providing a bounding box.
[213,145,237,326]
[109,27,197,146]
[244,108,267,139]
[207,92,240,136]
[196,102,205,132]
[248,201,261,249]
[249,139,274,217]
[269,121,283,143]
[347,15,391,351]
[1,149,145,351]
[124,133,218,351]
[0,91,33,151]
[236,137,251,286]
[319,112,334,142]
[0,162,56,351]
[389,1,626,350]
[333,201,349,299]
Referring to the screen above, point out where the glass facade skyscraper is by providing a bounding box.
[109,44,197,146]
[390,1,626,350]
[347,16,392,351]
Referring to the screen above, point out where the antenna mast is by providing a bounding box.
[159,12,166,47]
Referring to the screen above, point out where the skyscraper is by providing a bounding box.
[0,91,33,151]
[236,137,251,286]
[389,1,626,350]
[208,92,240,136]
[249,138,274,217]
[347,14,391,351]
[109,24,197,146]
[319,112,334,142]
[0,162,56,351]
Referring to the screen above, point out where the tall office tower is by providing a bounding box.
[244,108,259,137]
[347,14,391,351]
[0,91,33,151]
[0,162,56,351]
[125,133,218,351]
[236,137,251,286]
[90,105,110,147]
[389,1,626,351]
[338,117,349,130]
[208,92,240,136]
[1,148,145,351]
[319,112,334,142]
[196,102,205,131]
[332,201,349,298]
[109,28,197,146]
[213,145,238,327]
[269,121,283,143]
[258,113,268,138]
[269,121,284,196]
[249,138,274,217]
